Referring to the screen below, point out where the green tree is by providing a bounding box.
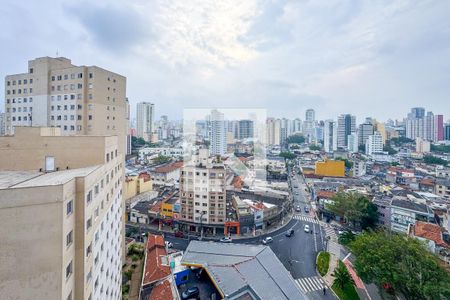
[327,192,378,229]
[333,261,353,289]
[431,144,450,153]
[358,144,366,153]
[350,231,450,300]
[279,152,296,160]
[309,145,322,151]
[336,157,353,169]
[153,154,171,164]
[383,143,398,155]
[423,155,448,166]
[286,134,306,144]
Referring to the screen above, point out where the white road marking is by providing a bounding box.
[295,276,327,293]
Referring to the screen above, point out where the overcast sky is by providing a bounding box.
[1,0,449,122]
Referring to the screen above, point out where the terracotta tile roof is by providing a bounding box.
[149,279,173,300]
[150,201,162,213]
[317,191,336,199]
[232,176,244,189]
[142,234,171,286]
[155,161,183,174]
[412,221,448,248]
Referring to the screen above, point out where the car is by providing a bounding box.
[262,237,273,245]
[296,205,301,212]
[174,231,184,238]
[295,192,299,195]
[181,287,200,300]
[304,206,310,213]
[294,185,299,188]
[285,229,295,237]
[304,225,310,233]
[220,237,232,243]
[165,241,173,248]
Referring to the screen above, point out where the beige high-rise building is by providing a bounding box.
[136,102,155,142]
[0,127,123,300]
[179,149,226,235]
[4,56,128,155]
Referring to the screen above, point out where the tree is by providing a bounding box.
[153,154,171,164]
[309,145,321,151]
[431,144,450,153]
[326,192,378,230]
[358,144,366,153]
[390,137,414,146]
[383,143,398,155]
[279,152,296,160]
[423,155,448,166]
[350,231,450,300]
[336,157,353,169]
[286,134,306,144]
[333,261,353,289]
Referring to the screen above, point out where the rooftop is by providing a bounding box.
[411,221,448,248]
[0,166,99,190]
[142,234,171,286]
[391,198,430,214]
[154,161,183,174]
[181,241,306,300]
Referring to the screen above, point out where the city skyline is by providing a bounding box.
[1,1,450,121]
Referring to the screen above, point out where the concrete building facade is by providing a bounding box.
[337,114,356,149]
[136,102,155,142]
[0,127,123,300]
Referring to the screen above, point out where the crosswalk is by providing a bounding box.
[324,226,338,241]
[295,276,327,293]
[293,215,319,224]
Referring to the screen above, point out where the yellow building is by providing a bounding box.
[124,172,153,200]
[315,160,345,177]
[161,192,179,219]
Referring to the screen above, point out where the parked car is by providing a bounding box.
[174,231,184,238]
[285,229,295,237]
[165,241,173,248]
[220,237,232,243]
[296,205,301,212]
[304,206,310,213]
[262,237,273,245]
[181,287,200,300]
[304,225,310,233]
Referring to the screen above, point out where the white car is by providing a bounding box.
[262,237,273,245]
[165,241,173,248]
[220,237,232,243]
[304,225,310,233]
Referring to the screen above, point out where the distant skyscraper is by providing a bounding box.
[266,118,281,146]
[409,107,425,118]
[238,120,254,140]
[358,122,374,146]
[292,118,302,133]
[337,114,356,148]
[136,102,155,141]
[209,109,227,155]
[347,133,359,153]
[445,123,450,141]
[323,120,337,153]
[434,114,444,141]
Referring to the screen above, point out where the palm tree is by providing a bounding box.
[333,261,353,289]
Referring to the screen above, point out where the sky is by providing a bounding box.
[1,0,450,122]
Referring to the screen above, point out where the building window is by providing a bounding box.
[86,191,93,204]
[67,200,73,215]
[86,217,92,230]
[66,261,73,279]
[66,230,73,247]
[86,243,92,257]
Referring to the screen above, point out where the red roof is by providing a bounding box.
[149,279,173,300]
[150,201,162,213]
[412,221,448,248]
[232,176,244,189]
[155,161,183,174]
[142,234,171,286]
[317,191,336,199]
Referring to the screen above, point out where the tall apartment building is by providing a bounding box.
[4,56,128,155]
[0,127,123,300]
[209,109,227,155]
[434,114,444,141]
[179,149,226,235]
[0,112,5,135]
[337,114,356,149]
[323,120,337,153]
[303,109,315,139]
[416,137,431,154]
[358,122,374,146]
[136,102,155,142]
[266,118,281,146]
[238,119,254,140]
[366,132,383,156]
[347,133,359,153]
[292,118,302,133]
[445,123,450,140]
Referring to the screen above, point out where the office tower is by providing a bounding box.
[416,137,431,154]
[280,118,290,144]
[209,109,227,156]
[347,133,359,153]
[292,118,302,133]
[4,56,128,154]
[314,125,324,143]
[238,120,254,140]
[136,102,155,142]
[0,112,5,136]
[303,109,315,134]
[337,114,356,148]
[425,112,435,141]
[434,114,444,141]
[0,127,123,300]
[179,149,226,234]
[266,118,281,146]
[358,122,374,146]
[365,132,383,156]
[323,120,337,153]
[409,107,425,119]
[445,123,450,141]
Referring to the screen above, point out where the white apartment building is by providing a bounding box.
[0,127,123,300]
[347,133,359,153]
[209,109,227,155]
[136,102,155,142]
[366,132,384,156]
[266,118,281,146]
[4,56,128,155]
[323,120,337,153]
[179,149,226,235]
[416,137,431,154]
